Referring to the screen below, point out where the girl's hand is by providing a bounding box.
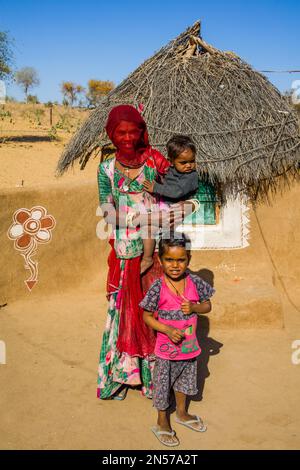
[166,326,185,344]
[181,300,195,315]
[143,180,155,193]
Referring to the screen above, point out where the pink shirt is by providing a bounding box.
[155,275,201,360]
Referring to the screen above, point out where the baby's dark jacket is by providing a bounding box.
[153,167,199,202]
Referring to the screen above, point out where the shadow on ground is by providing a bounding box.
[0,135,54,143]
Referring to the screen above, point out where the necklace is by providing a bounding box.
[118,161,142,171]
[119,162,132,169]
[116,163,144,192]
[165,275,187,299]
[118,163,130,175]
[116,163,131,191]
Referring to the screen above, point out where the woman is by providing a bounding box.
[97,105,190,400]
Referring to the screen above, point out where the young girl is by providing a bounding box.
[140,135,199,275]
[140,234,215,447]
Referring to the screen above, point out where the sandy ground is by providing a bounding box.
[0,102,94,189]
[1,288,300,450]
[1,104,300,450]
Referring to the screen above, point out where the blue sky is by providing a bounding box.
[1,0,299,102]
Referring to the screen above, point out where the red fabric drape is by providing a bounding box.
[104,105,168,356]
[106,239,162,357]
[149,148,170,177]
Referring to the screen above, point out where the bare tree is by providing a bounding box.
[15,67,40,101]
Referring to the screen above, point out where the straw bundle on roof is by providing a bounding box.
[57,21,300,201]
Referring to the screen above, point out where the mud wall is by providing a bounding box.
[1,181,299,328]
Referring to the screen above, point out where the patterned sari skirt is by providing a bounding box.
[97,245,162,399]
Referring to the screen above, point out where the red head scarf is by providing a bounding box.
[105,105,150,168]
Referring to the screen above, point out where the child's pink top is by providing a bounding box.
[140,273,215,361]
[155,275,200,360]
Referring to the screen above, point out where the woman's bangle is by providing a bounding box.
[186,198,200,214]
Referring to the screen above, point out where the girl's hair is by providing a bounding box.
[166,135,196,162]
[158,233,191,258]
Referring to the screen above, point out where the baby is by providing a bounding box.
[141,135,199,274]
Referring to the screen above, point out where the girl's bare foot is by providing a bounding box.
[140,256,154,274]
[151,425,179,446]
[175,412,207,432]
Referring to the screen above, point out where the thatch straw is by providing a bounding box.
[56,21,300,201]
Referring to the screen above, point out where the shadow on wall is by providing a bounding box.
[188,268,223,403]
[191,316,223,405]
[166,314,223,417]
[194,268,215,289]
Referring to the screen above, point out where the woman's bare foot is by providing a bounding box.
[140,256,154,274]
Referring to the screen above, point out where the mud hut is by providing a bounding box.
[57,21,300,201]
[52,21,300,328]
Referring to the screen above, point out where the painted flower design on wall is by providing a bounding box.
[7,206,56,291]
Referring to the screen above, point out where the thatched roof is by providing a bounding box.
[57,21,300,201]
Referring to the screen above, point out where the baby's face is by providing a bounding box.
[173,148,196,173]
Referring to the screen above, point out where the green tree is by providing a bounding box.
[15,67,40,101]
[27,94,39,104]
[0,31,14,81]
[61,82,85,107]
[86,79,114,107]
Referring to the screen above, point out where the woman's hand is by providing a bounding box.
[101,198,196,231]
[166,326,185,344]
[171,200,196,215]
[138,206,187,231]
